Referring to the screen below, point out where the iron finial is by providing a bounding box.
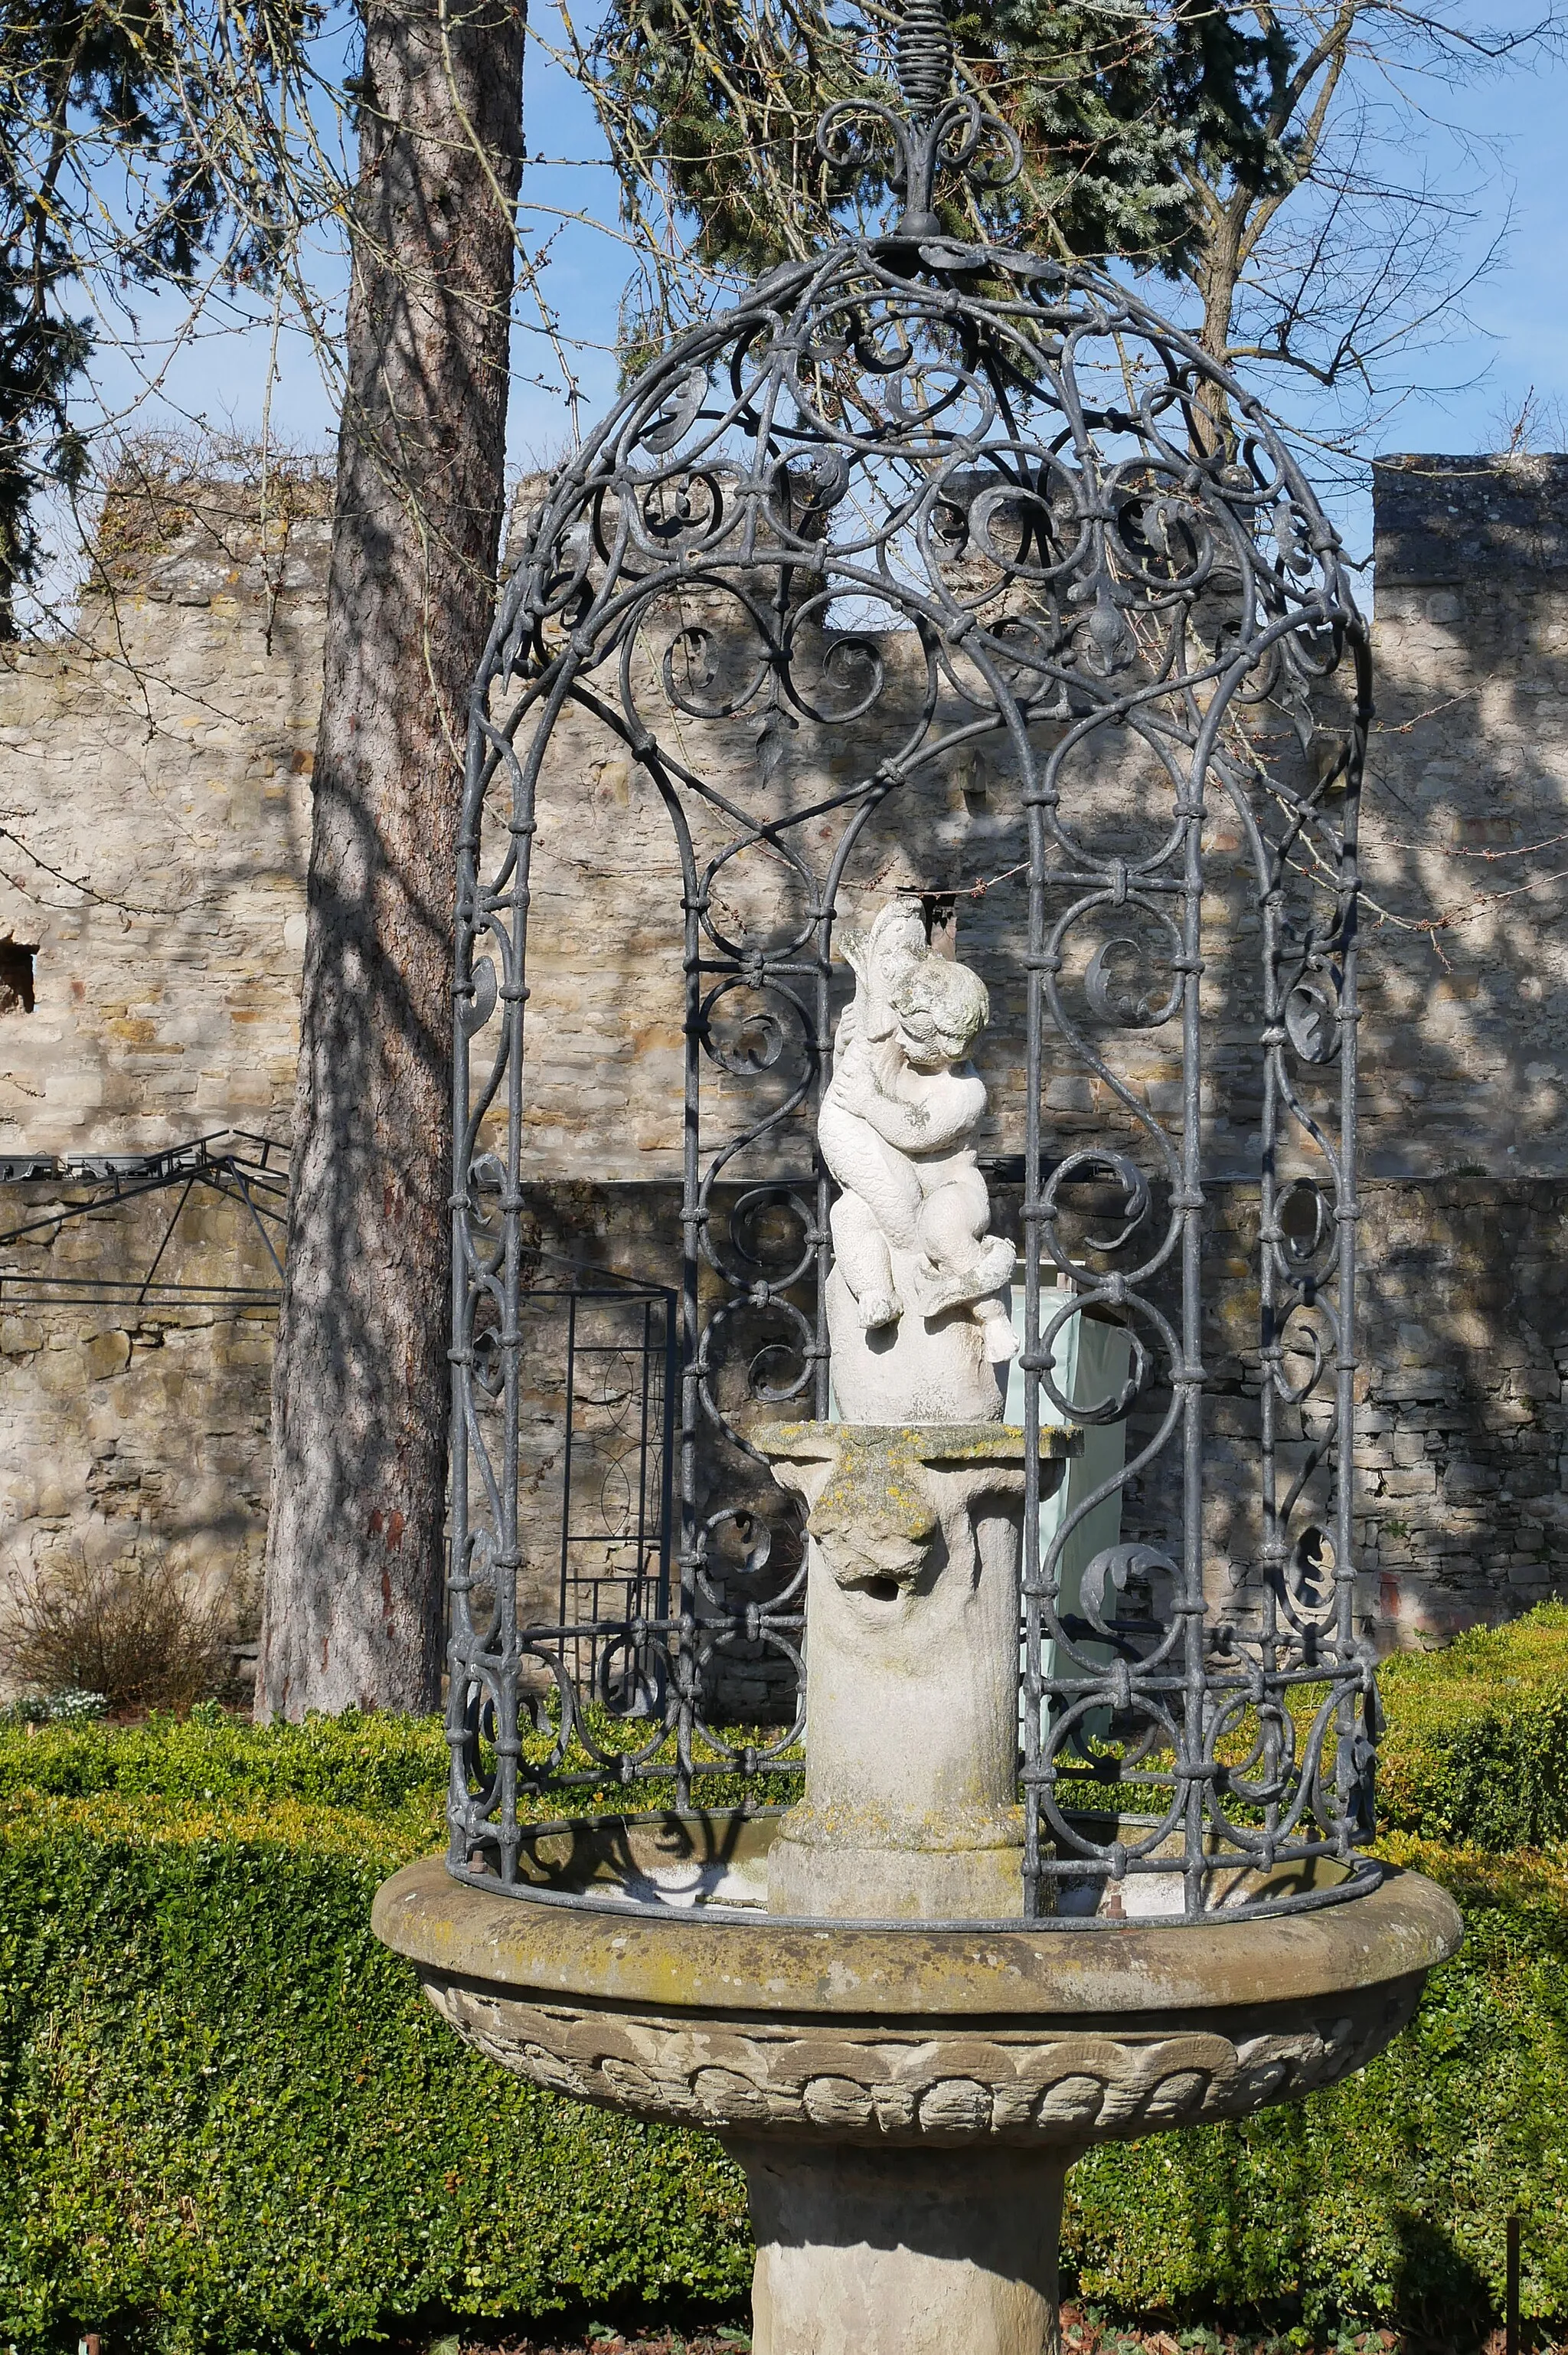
[815,0,1021,238]
[894,0,954,118]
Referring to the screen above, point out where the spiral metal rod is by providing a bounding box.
[894,0,954,116]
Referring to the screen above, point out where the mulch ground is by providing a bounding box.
[452,2310,1565,2355]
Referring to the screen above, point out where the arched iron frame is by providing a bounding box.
[443,46,1377,1926]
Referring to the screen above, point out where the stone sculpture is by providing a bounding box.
[377,826,1460,2355]
[751,906,1057,1913]
[819,899,1017,1423]
[756,1421,1075,1919]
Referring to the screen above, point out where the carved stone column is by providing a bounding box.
[732,2139,1072,2355]
[753,1421,1077,1921]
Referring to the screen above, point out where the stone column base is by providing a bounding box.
[726,2137,1072,2355]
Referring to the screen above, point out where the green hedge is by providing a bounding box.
[11,1598,1560,1850]
[0,1706,801,1830]
[2,1609,1566,2350]
[0,1790,751,2355]
[0,1709,452,1823]
[1063,1834,1568,2336]
[1374,1601,1568,1847]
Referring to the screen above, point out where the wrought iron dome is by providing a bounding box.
[446,0,1377,1927]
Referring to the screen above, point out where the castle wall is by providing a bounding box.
[2,453,1566,1678]
[0,469,325,1663]
[0,469,325,1155]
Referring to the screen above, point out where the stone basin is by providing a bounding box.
[374,1810,1460,2355]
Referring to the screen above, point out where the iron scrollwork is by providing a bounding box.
[443,0,1376,1923]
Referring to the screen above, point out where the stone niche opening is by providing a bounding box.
[0,939,36,1015]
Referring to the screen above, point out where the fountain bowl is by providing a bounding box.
[374,1810,1458,2153]
[374,1810,1459,2355]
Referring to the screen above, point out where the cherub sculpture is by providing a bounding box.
[819,899,1016,1371]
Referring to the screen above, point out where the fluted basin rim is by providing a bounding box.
[374,1850,1462,2022]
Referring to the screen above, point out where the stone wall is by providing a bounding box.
[1361,455,1568,1176]
[1342,454,1568,1635]
[0,459,325,1156]
[0,459,322,1662]
[0,1172,278,1644]
[3,451,1568,1680]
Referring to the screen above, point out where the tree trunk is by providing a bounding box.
[1193,210,1243,453]
[256,0,524,1718]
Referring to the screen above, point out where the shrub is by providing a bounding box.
[0,1769,1562,2350]
[0,1705,452,1821]
[0,1615,1566,2352]
[1061,1836,1568,2337]
[0,1782,750,2355]
[0,1706,796,1827]
[0,1547,230,1712]
[1375,1601,1568,1846]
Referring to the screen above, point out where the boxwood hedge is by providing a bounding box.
[1,1607,1565,2352]
[1374,1600,1568,1847]
[0,1790,752,2355]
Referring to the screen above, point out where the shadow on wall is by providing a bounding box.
[3,448,1567,1673]
[0,1149,286,1700]
[0,437,326,1163]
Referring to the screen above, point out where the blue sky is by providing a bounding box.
[78,17,628,476]
[1345,28,1568,468]
[74,5,1568,572]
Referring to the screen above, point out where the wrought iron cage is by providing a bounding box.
[445,3,1376,1924]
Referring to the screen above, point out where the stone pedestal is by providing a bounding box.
[731,2140,1070,2355]
[753,1422,1076,1920]
[375,1853,1462,2355]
